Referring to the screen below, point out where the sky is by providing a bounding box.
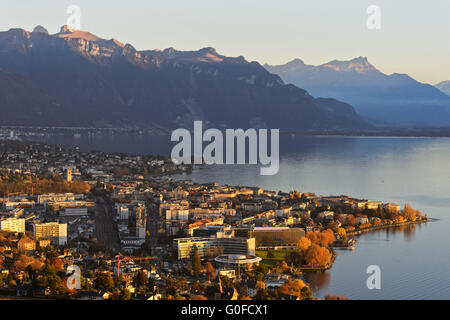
[0,0,449,84]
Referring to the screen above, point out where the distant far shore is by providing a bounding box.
[3,126,450,138]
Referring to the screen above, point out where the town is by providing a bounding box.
[0,140,426,300]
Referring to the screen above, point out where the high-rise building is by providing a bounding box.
[33,222,67,246]
[135,203,147,239]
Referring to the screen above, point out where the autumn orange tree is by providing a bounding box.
[307,229,335,247]
[205,261,216,281]
[402,204,422,221]
[336,227,346,239]
[304,244,332,267]
[0,177,90,196]
[13,254,44,273]
[278,279,313,299]
[297,237,312,251]
[317,229,335,247]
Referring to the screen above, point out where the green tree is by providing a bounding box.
[300,286,313,300]
[120,288,131,300]
[94,268,114,292]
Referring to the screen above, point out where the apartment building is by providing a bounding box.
[0,217,25,233]
[33,222,67,246]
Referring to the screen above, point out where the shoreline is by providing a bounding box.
[346,218,430,237]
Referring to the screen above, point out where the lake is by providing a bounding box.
[32,132,450,299]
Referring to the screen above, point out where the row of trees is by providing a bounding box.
[0,175,90,196]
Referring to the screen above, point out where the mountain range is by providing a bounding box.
[265,58,450,126]
[0,25,368,131]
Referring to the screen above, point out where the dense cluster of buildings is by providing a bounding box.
[0,140,408,300]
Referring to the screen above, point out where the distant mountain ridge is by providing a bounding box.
[0,25,368,131]
[265,58,450,126]
[435,81,450,97]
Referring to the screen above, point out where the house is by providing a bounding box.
[357,215,369,225]
[383,203,401,213]
[17,237,36,252]
[318,211,334,220]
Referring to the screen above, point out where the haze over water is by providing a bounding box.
[35,133,450,299]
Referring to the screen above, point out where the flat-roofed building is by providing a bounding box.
[33,222,67,246]
[251,227,305,249]
[0,217,25,233]
[60,207,88,217]
[38,193,75,205]
[173,236,256,260]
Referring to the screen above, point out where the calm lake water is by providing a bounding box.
[32,133,450,299]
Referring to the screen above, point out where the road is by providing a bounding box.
[147,202,160,247]
[94,196,121,253]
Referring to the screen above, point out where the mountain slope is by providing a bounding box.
[435,81,450,97]
[265,58,450,126]
[0,26,368,131]
[0,68,83,126]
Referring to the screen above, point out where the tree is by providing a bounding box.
[285,251,302,267]
[115,273,127,288]
[134,270,147,288]
[41,262,66,295]
[120,288,131,300]
[306,231,318,244]
[301,286,313,300]
[279,279,307,297]
[304,244,332,267]
[336,228,346,240]
[191,280,205,294]
[94,268,114,292]
[403,204,421,221]
[205,262,216,281]
[297,237,312,251]
[51,257,64,271]
[346,214,357,227]
[13,254,35,272]
[317,229,335,247]
[191,245,202,276]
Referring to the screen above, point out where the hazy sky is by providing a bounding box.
[1,0,449,84]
